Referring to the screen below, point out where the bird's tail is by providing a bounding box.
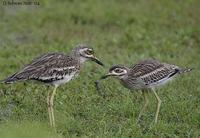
[1,77,15,84]
[1,73,19,84]
[178,68,193,74]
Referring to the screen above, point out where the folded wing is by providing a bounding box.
[3,53,78,83]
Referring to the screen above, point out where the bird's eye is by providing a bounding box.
[114,68,122,73]
[86,49,94,55]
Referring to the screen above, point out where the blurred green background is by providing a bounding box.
[0,0,200,137]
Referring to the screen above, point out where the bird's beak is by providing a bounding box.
[100,73,115,80]
[91,56,104,66]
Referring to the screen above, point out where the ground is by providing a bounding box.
[0,0,200,137]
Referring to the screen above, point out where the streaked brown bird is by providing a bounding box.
[97,60,192,123]
[2,44,104,127]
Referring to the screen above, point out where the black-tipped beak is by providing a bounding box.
[91,57,104,66]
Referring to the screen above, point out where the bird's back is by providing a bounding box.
[121,60,191,90]
[2,53,80,84]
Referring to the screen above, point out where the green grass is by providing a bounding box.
[0,121,62,138]
[0,0,200,137]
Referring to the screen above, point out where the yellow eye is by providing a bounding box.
[86,49,94,55]
[114,69,122,73]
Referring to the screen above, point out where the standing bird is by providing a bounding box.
[97,60,192,123]
[2,44,104,127]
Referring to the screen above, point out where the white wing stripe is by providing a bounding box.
[51,66,76,71]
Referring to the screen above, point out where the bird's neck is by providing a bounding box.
[71,50,88,64]
[71,55,87,65]
[79,56,87,64]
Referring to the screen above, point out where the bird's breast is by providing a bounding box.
[120,77,144,90]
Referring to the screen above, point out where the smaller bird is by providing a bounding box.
[97,60,192,123]
[2,44,104,127]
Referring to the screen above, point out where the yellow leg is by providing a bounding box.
[137,91,149,122]
[152,88,161,124]
[50,85,58,127]
[47,91,53,126]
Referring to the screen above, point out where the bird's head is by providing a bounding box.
[100,65,129,80]
[72,44,104,66]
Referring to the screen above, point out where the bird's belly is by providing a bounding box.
[52,72,78,85]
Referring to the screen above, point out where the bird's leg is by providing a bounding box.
[47,90,53,126]
[50,85,58,127]
[137,90,149,122]
[152,88,162,124]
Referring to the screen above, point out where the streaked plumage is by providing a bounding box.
[98,59,192,123]
[2,44,104,127]
[3,53,80,85]
[120,60,191,90]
